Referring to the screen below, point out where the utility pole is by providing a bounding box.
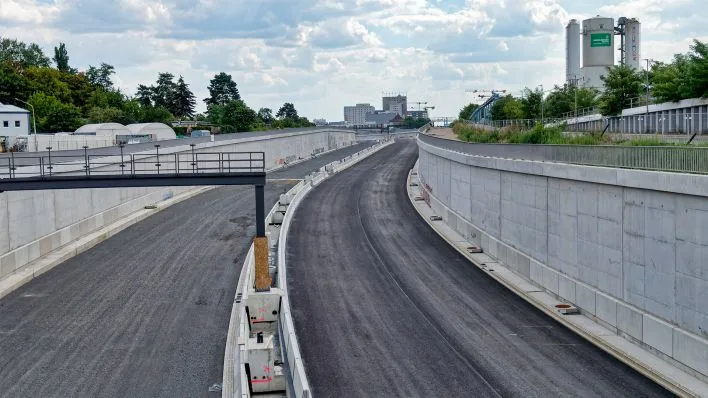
[643,59,653,133]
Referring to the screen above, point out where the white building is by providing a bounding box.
[0,103,31,136]
[344,103,375,125]
[75,123,131,137]
[126,123,177,141]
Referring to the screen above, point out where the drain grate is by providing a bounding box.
[429,215,442,221]
[555,303,579,315]
[466,246,483,254]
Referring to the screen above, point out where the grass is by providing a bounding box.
[453,123,700,147]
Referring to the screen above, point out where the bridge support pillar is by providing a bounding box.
[254,184,271,292]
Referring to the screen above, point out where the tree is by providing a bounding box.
[0,62,30,104]
[687,39,708,98]
[86,63,115,90]
[53,43,74,73]
[135,84,154,107]
[23,66,72,103]
[87,106,126,124]
[153,72,178,114]
[173,75,196,118]
[544,85,598,118]
[520,87,543,119]
[207,100,257,132]
[0,38,51,68]
[204,72,240,107]
[140,105,174,124]
[276,102,298,120]
[491,95,523,120]
[27,92,82,133]
[599,64,643,116]
[257,107,274,124]
[458,103,479,120]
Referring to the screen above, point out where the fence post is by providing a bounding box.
[46,146,53,176]
[119,144,125,175]
[83,145,89,176]
[190,144,196,173]
[154,144,161,174]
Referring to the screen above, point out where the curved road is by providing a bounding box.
[0,142,372,398]
[287,140,671,397]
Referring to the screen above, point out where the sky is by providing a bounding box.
[0,0,706,121]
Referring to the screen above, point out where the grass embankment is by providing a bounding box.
[453,123,704,146]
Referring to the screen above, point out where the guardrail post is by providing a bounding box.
[83,145,89,176]
[9,151,15,178]
[154,144,161,174]
[190,144,196,173]
[119,144,125,175]
[46,146,53,176]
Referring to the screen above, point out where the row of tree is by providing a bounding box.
[457,39,708,121]
[0,37,313,133]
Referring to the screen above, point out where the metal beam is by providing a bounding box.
[0,172,266,192]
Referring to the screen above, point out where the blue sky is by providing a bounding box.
[0,0,706,120]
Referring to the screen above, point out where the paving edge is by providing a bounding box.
[0,186,214,300]
[406,162,708,398]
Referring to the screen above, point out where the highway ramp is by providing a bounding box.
[0,142,372,398]
[286,140,672,397]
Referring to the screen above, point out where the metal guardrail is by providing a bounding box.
[1,146,266,179]
[419,133,708,174]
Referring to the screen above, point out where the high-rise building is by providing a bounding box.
[343,103,375,125]
[382,94,407,116]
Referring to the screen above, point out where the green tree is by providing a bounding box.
[276,102,298,120]
[87,106,126,124]
[173,75,196,118]
[140,105,173,124]
[204,72,240,107]
[23,66,72,103]
[53,43,74,73]
[208,99,257,132]
[27,92,82,133]
[153,72,178,114]
[86,63,115,90]
[135,84,154,107]
[687,39,708,98]
[0,37,51,68]
[544,85,598,118]
[0,62,30,103]
[85,87,126,110]
[520,87,543,119]
[599,64,643,116]
[491,95,523,120]
[458,103,479,120]
[258,107,274,124]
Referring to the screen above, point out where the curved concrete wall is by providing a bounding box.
[0,130,355,283]
[417,136,708,379]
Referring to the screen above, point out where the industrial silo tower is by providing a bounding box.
[565,19,581,84]
[581,16,614,89]
[616,17,642,70]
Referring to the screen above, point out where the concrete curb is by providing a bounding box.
[221,139,395,397]
[406,163,708,398]
[0,186,213,300]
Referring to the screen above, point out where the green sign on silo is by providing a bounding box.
[590,33,611,47]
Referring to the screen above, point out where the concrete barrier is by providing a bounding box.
[0,129,356,295]
[417,137,708,383]
[224,138,394,397]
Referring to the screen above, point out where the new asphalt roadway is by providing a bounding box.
[0,142,372,398]
[286,140,672,397]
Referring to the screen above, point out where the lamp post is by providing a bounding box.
[14,98,36,135]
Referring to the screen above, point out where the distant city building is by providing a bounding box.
[0,102,31,136]
[407,110,429,119]
[382,94,407,117]
[344,103,375,125]
[365,111,402,126]
[313,118,327,126]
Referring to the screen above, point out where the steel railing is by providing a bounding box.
[419,133,708,174]
[1,147,266,180]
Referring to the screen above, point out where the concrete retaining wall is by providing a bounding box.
[417,137,708,379]
[0,129,355,283]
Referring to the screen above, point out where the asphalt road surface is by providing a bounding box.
[287,140,672,397]
[0,142,372,398]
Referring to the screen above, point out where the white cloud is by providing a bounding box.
[0,0,703,120]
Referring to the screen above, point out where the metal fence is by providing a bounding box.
[1,147,266,179]
[419,133,708,174]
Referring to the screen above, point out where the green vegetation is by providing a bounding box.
[0,37,314,133]
[453,122,698,146]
